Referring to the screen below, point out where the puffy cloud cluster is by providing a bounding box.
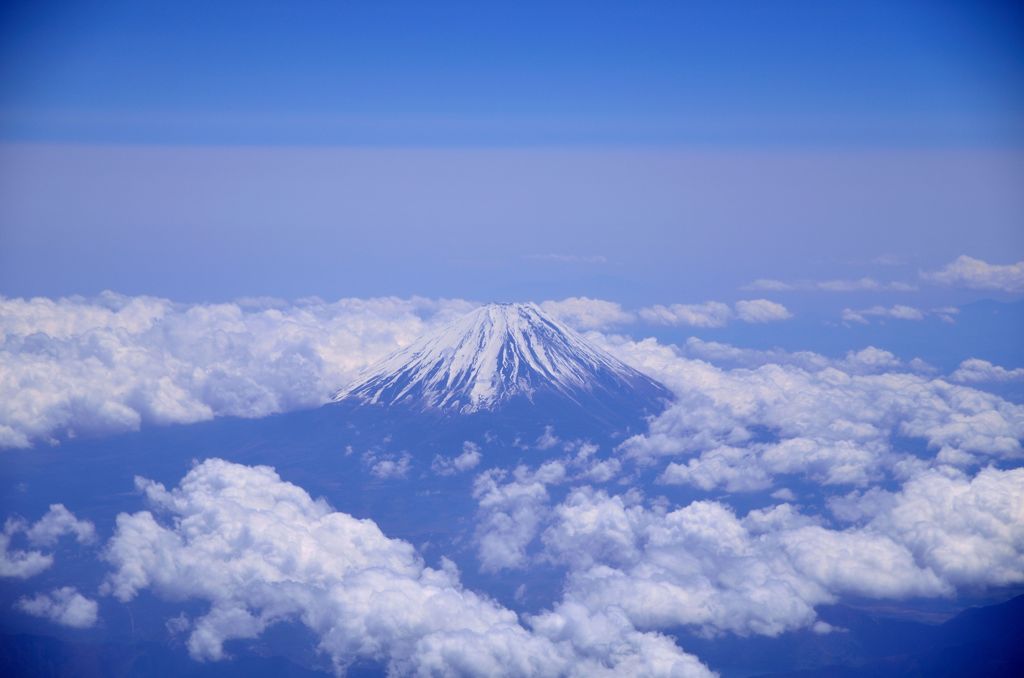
[538,465,1024,638]
[363,450,413,479]
[1,504,95,578]
[951,358,1024,383]
[16,587,99,628]
[432,441,483,476]
[102,459,711,677]
[539,297,635,330]
[0,293,473,448]
[472,462,566,572]
[1,292,801,449]
[638,300,790,328]
[597,335,1023,490]
[923,255,1024,294]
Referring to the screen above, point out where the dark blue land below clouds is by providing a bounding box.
[11,595,1024,678]
[1,397,1023,676]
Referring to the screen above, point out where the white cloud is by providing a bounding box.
[364,451,412,479]
[659,446,773,492]
[951,359,1024,383]
[829,466,1024,587]
[540,297,635,330]
[601,335,1023,489]
[16,587,99,628]
[538,465,1024,639]
[638,300,791,328]
[25,504,96,547]
[101,459,712,677]
[817,278,916,292]
[841,305,926,324]
[639,302,733,328]
[0,528,52,579]
[536,425,560,450]
[923,255,1024,294]
[734,299,792,323]
[745,278,916,293]
[771,488,797,502]
[472,463,565,572]
[1,505,95,579]
[675,337,830,371]
[432,441,483,476]
[0,293,475,448]
[672,339,933,377]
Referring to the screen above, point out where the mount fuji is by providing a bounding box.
[331,302,671,428]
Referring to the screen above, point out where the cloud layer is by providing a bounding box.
[1,293,798,449]
[537,464,1024,638]
[0,293,473,448]
[599,334,1024,490]
[102,459,711,677]
[923,256,1024,294]
[16,587,99,628]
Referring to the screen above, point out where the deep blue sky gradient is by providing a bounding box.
[2,0,1023,146]
[1,0,1022,319]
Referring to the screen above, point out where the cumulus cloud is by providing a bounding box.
[539,466,1024,638]
[1,505,95,579]
[733,299,792,323]
[0,292,793,449]
[599,334,1023,489]
[432,441,483,476]
[25,504,97,547]
[0,293,474,448]
[638,300,791,328]
[472,462,565,571]
[540,297,635,330]
[923,255,1024,294]
[0,527,52,579]
[951,359,1024,383]
[363,450,412,479]
[16,587,99,628]
[102,459,711,677]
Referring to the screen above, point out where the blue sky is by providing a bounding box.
[1,0,1022,308]
[3,0,1023,146]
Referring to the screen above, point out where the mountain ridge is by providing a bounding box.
[332,302,671,421]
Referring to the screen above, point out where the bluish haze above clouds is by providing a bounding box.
[1,0,1023,308]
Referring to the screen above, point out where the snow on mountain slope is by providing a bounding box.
[332,302,670,415]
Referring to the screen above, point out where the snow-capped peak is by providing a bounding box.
[333,302,668,414]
